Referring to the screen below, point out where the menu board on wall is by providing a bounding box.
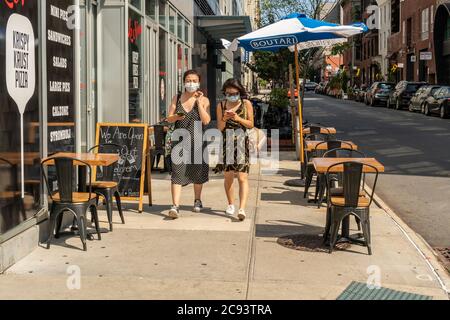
[46,0,75,153]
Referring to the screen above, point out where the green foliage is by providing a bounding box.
[269,88,290,108]
[261,0,330,25]
[247,49,294,86]
[330,42,351,56]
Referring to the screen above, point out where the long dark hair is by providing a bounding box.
[222,78,247,99]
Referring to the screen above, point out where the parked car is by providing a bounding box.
[388,81,428,110]
[423,86,450,118]
[409,85,442,113]
[305,82,319,92]
[366,82,395,107]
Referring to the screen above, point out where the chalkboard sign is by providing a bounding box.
[95,123,149,212]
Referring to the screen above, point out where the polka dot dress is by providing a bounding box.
[171,96,209,187]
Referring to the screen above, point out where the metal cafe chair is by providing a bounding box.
[313,141,355,207]
[324,161,379,255]
[88,143,125,232]
[321,148,367,231]
[301,133,329,182]
[41,157,101,251]
[150,124,169,172]
[303,139,346,199]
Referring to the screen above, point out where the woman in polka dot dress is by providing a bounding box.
[166,70,211,219]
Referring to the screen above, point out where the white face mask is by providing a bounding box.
[185,83,200,93]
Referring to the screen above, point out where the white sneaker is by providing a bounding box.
[168,206,180,219]
[238,209,246,221]
[225,205,235,216]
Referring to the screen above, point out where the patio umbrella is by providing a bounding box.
[228,13,368,162]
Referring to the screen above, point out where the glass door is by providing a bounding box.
[80,0,98,151]
[145,22,159,125]
[168,37,178,100]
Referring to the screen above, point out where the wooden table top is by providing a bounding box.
[305,141,358,152]
[312,158,385,174]
[303,127,337,135]
[0,152,41,166]
[43,153,119,167]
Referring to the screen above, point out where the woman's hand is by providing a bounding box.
[168,114,185,123]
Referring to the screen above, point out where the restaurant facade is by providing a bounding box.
[0,0,253,271]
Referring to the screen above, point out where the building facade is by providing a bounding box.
[387,0,437,83]
[0,0,253,271]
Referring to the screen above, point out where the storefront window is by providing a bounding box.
[177,15,184,41]
[159,0,167,28]
[169,7,176,34]
[130,0,142,10]
[159,30,167,118]
[1,1,41,234]
[185,22,190,44]
[146,0,156,20]
[128,10,143,123]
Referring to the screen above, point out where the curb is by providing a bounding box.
[366,185,450,298]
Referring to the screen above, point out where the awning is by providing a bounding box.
[196,16,253,42]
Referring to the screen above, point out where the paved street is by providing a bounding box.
[303,92,450,248]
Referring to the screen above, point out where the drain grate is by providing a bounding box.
[434,247,450,273]
[337,281,432,300]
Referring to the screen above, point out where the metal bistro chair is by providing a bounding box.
[150,124,169,172]
[322,148,367,232]
[89,143,125,232]
[303,136,337,199]
[324,161,379,255]
[41,157,101,251]
[313,141,355,207]
[301,133,329,185]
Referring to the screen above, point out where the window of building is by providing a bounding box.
[185,22,190,44]
[421,8,429,40]
[159,0,167,28]
[169,7,176,34]
[146,0,156,20]
[391,0,400,33]
[431,5,434,26]
[130,0,142,10]
[177,14,184,41]
[402,20,406,44]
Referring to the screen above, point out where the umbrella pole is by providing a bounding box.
[294,46,305,163]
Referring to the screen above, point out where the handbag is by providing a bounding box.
[243,101,267,155]
[164,94,181,157]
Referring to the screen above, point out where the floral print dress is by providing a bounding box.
[214,100,250,174]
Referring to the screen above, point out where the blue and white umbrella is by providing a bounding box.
[226,13,368,163]
[229,13,368,52]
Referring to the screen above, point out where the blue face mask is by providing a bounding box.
[226,94,240,103]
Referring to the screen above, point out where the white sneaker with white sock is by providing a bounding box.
[225,205,235,216]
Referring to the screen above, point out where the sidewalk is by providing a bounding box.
[0,152,448,300]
